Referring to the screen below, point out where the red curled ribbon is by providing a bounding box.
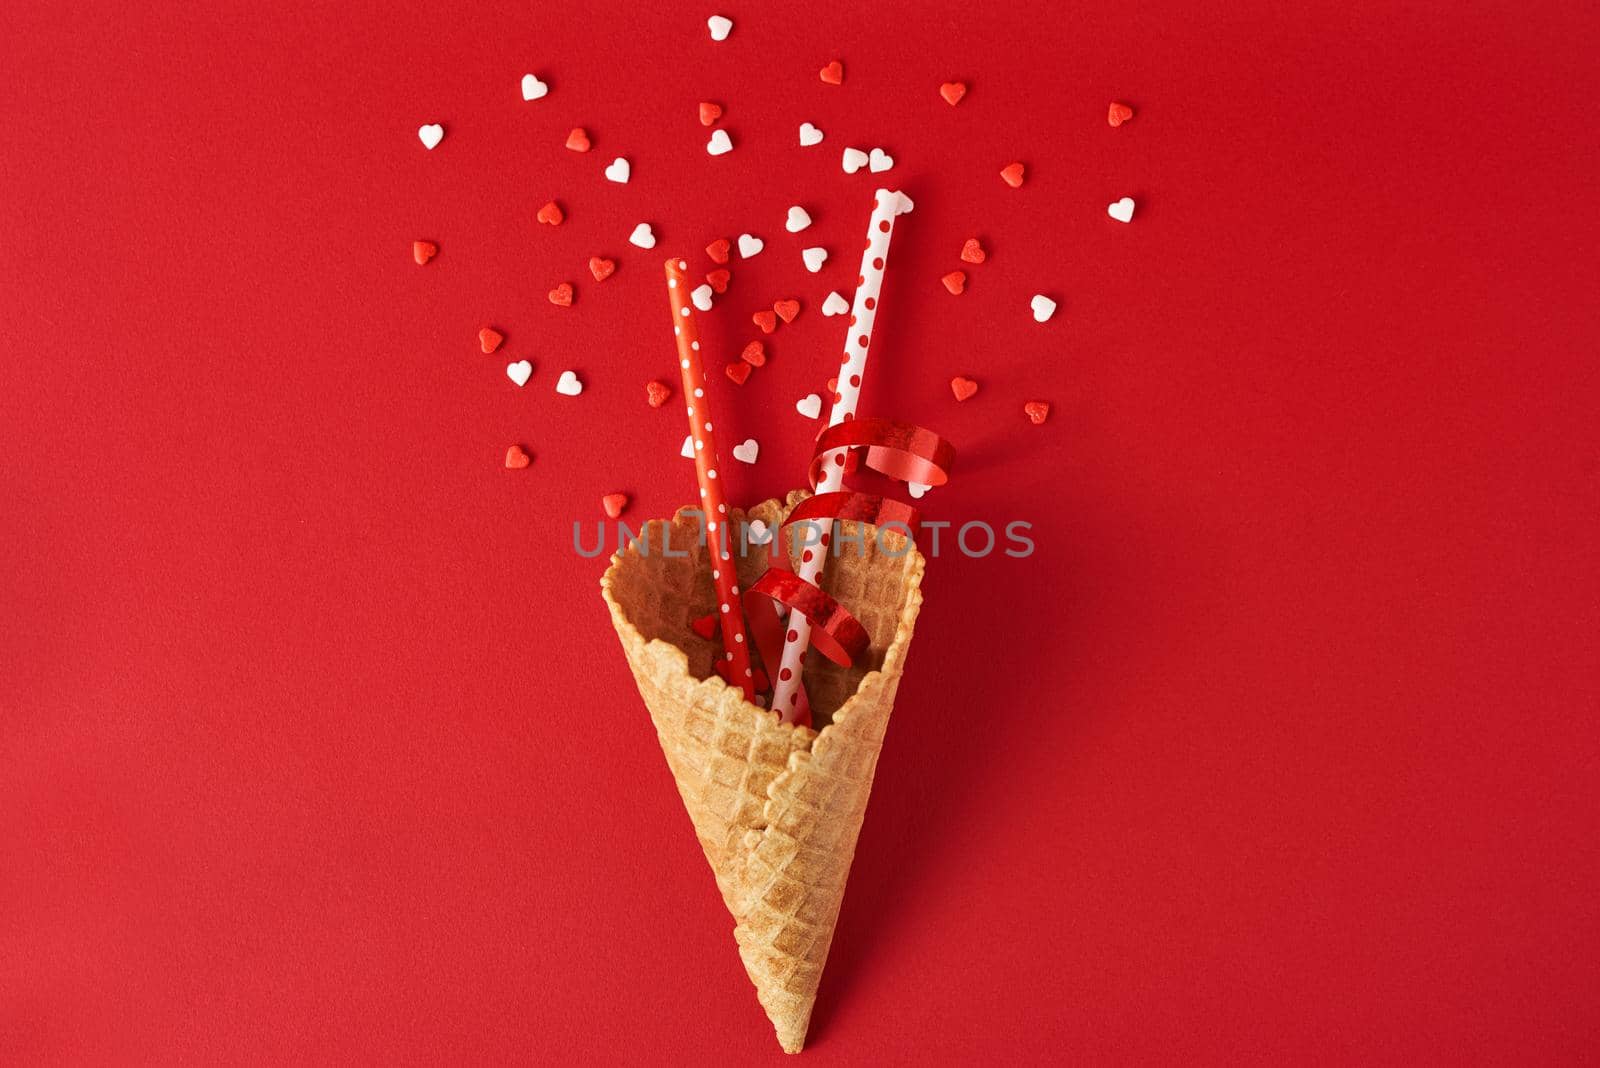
[744,418,955,725]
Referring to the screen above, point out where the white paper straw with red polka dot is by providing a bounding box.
[770,189,914,722]
[664,257,758,704]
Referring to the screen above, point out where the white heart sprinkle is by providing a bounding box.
[802,247,828,273]
[737,233,763,258]
[691,283,714,311]
[506,360,532,387]
[556,370,583,396]
[629,223,656,249]
[520,74,548,101]
[706,129,733,156]
[798,122,824,147]
[604,157,631,183]
[894,191,915,215]
[746,519,771,545]
[869,148,894,173]
[842,147,868,174]
[908,482,931,499]
[681,435,695,459]
[417,124,444,150]
[1108,196,1135,223]
[1030,294,1057,323]
[785,206,812,233]
[821,291,850,316]
[732,438,759,464]
[795,393,823,419]
[707,14,733,41]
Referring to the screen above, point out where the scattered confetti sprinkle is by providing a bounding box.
[941,271,966,295]
[940,81,967,106]
[706,238,732,263]
[1108,197,1135,223]
[413,240,437,265]
[907,482,930,499]
[691,283,714,311]
[707,14,733,41]
[1001,162,1026,188]
[604,157,631,183]
[556,370,584,396]
[869,148,894,173]
[795,393,822,419]
[680,435,695,459]
[1108,101,1134,127]
[646,380,673,408]
[1024,401,1051,424]
[418,124,443,150]
[521,74,549,101]
[479,327,504,354]
[699,101,724,126]
[741,341,767,367]
[602,493,628,519]
[802,247,828,273]
[786,206,813,233]
[691,613,719,639]
[950,376,978,401]
[737,233,764,258]
[960,238,986,264]
[537,201,564,226]
[548,282,574,307]
[1030,295,1057,322]
[799,122,824,146]
[706,268,731,293]
[842,147,868,174]
[821,291,849,316]
[706,129,733,156]
[819,61,844,85]
[504,444,531,469]
[773,299,800,323]
[506,360,532,386]
[752,309,777,333]
[726,361,752,384]
[589,256,616,281]
[565,128,591,152]
[630,222,657,249]
[731,438,760,464]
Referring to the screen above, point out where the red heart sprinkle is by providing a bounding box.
[602,493,628,519]
[726,361,752,385]
[706,268,731,293]
[690,613,718,640]
[940,81,967,106]
[1108,102,1134,127]
[565,127,591,152]
[1000,162,1025,188]
[773,299,800,323]
[819,60,844,85]
[951,376,979,401]
[941,271,966,295]
[699,101,723,126]
[826,377,838,393]
[705,238,731,264]
[960,238,986,264]
[537,200,564,225]
[589,257,616,282]
[741,341,766,367]
[504,444,531,469]
[413,240,437,265]
[752,310,777,334]
[1024,401,1051,424]
[646,380,672,408]
[548,282,574,307]
[479,327,504,354]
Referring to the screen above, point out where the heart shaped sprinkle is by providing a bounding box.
[413,240,438,265]
[629,222,656,249]
[504,444,531,469]
[418,124,444,150]
[681,435,695,459]
[1108,101,1134,127]
[548,282,574,307]
[785,206,812,233]
[1107,197,1135,223]
[819,61,843,85]
[799,122,824,146]
[950,376,978,401]
[565,127,591,152]
[942,270,966,295]
[691,613,718,639]
[589,256,616,282]
[842,147,868,174]
[960,238,986,264]
[691,283,714,312]
[802,247,828,273]
[1030,294,1057,322]
[740,341,766,367]
[604,157,631,183]
[602,493,628,519]
[737,233,763,258]
[732,438,760,464]
[707,14,733,41]
[706,238,731,264]
[506,360,532,387]
[725,361,752,385]
[795,393,822,419]
[773,299,800,323]
[746,519,772,545]
[1001,162,1025,188]
[706,129,733,156]
[699,101,723,126]
[822,291,850,316]
[751,310,777,334]
[907,482,930,499]
[537,201,564,226]
[520,74,549,101]
[646,380,672,408]
[479,327,504,354]
[940,81,967,106]
[705,268,730,293]
[827,376,838,394]
[556,370,583,396]
[1024,401,1051,424]
[869,147,894,173]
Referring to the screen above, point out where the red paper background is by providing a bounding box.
[4,2,1598,1062]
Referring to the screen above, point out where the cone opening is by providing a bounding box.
[601,493,923,729]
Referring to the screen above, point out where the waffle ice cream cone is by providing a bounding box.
[600,492,925,1053]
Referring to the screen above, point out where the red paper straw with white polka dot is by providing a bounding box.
[770,188,915,722]
[664,257,758,704]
